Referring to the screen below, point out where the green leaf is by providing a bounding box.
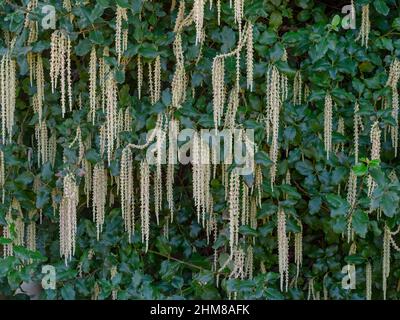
[373,0,389,16]
[352,209,369,237]
[352,163,367,176]
[60,285,76,300]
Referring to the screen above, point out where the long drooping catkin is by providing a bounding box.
[246,23,253,91]
[228,171,240,256]
[167,118,179,221]
[367,122,381,198]
[277,208,289,292]
[89,46,97,124]
[105,75,118,164]
[386,59,400,156]
[115,6,128,64]
[140,160,150,252]
[193,0,204,45]
[382,225,400,300]
[50,30,72,118]
[324,94,333,160]
[92,163,107,240]
[356,5,370,48]
[0,150,4,203]
[0,49,16,144]
[120,147,135,240]
[353,102,363,164]
[266,66,282,188]
[60,173,79,264]
[366,262,372,300]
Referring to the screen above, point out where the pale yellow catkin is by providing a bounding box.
[36,54,44,123]
[294,220,303,283]
[92,163,107,240]
[140,160,150,252]
[60,173,79,264]
[105,75,118,165]
[324,94,333,160]
[277,208,289,292]
[137,55,143,100]
[154,121,166,225]
[346,170,357,243]
[83,159,92,208]
[228,171,240,256]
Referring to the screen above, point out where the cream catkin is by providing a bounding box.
[115,6,128,64]
[50,30,73,117]
[89,46,97,124]
[228,171,240,256]
[140,160,150,252]
[293,71,303,105]
[356,5,370,48]
[346,170,357,243]
[92,163,107,240]
[137,55,143,99]
[0,150,4,203]
[167,118,179,221]
[277,208,289,292]
[353,102,363,164]
[60,173,79,264]
[294,219,303,283]
[246,23,254,91]
[367,122,381,198]
[366,262,372,300]
[382,225,400,300]
[324,93,333,160]
[386,59,400,156]
[193,0,205,45]
[266,66,282,188]
[0,48,16,144]
[120,147,135,240]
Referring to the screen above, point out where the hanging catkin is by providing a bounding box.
[167,118,179,221]
[50,30,73,117]
[89,46,97,124]
[294,219,303,283]
[382,225,400,300]
[115,6,128,64]
[0,47,16,144]
[353,102,363,164]
[366,262,372,300]
[193,0,205,45]
[60,173,79,264]
[277,208,289,292]
[346,171,357,243]
[246,23,253,91]
[266,66,282,188]
[386,59,400,156]
[105,74,118,164]
[356,5,370,48]
[140,160,150,252]
[367,122,381,198]
[92,163,107,240]
[154,120,166,225]
[0,150,4,203]
[293,71,302,105]
[324,93,333,160]
[228,171,240,256]
[137,55,142,99]
[120,147,135,240]
[36,54,44,123]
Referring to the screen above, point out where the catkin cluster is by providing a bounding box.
[115,6,128,64]
[0,49,16,144]
[92,163,107,240]
[386,59,400,156]
[50,30,73,118]
[356,5,370,48]
[60,173,79,264]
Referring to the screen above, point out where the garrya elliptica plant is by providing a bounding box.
[0,0,400,301]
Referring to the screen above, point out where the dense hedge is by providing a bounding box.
[1,0,400,300]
